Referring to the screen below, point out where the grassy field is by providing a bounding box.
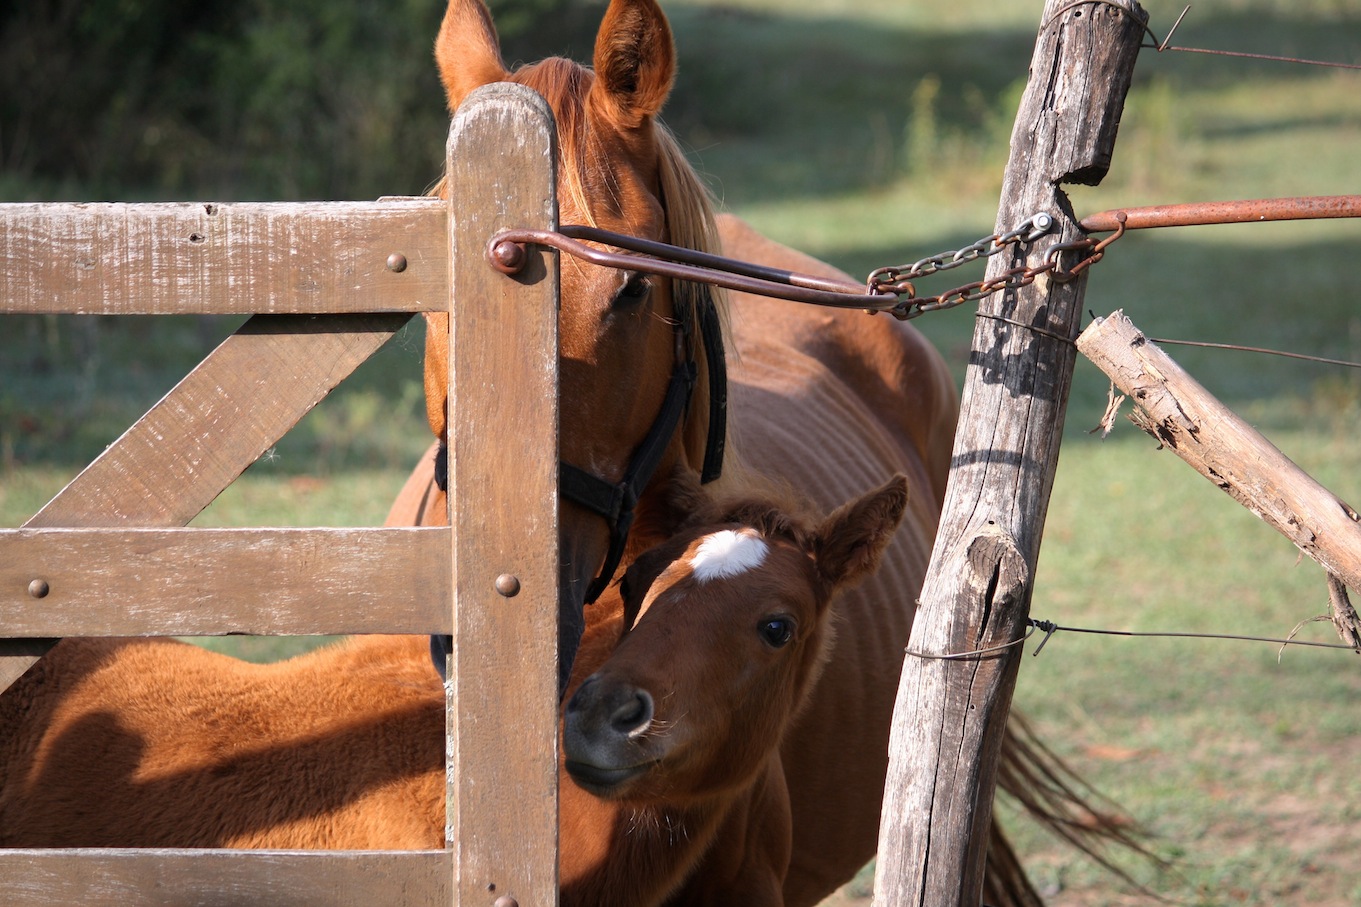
[4,0,1361,903]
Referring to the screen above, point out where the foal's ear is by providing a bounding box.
[435,0,510,115]
[813,475,909,590]
[589,0,676,130]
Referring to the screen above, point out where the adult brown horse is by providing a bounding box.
[385,0,1126,903]
[0,470,907,907]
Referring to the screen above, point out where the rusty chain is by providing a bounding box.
[878,212,1127,320]
[869,212,1055,285]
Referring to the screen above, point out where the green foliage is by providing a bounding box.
[0,0,590,201]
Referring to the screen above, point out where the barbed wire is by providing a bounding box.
[904,616,1361,663]
[1145,337,1361,371]
[1147,5,1361,72]
[1027,618,1360,656]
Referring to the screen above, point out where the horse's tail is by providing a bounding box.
[989,711,1164,902]
[985,820,1046,907]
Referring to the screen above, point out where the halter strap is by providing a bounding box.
[564,345,697,604]
[696,288,727,484]
[432,290,724,595]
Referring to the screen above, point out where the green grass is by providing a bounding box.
[5,0,1361,901]
[1001,428,1361,906]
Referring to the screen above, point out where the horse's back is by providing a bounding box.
[717,213,958,904]
[0,635,443,849]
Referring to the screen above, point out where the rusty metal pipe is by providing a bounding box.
[489,225,902,310]
[1081,195,1361,232]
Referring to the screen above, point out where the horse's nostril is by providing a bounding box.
[565,676,596,715]
[611,689,654,737]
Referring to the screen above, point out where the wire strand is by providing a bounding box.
[1027,619,1360,654]
[1147,337,1361,370]
[901,618,1361,662]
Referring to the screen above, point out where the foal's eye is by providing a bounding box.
[614,272,652,306]
[758,617,795,649]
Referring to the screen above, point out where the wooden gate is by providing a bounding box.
[0,84,560,906]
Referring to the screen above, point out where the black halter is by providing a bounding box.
[433,284,727,605]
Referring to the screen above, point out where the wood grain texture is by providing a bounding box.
[0,200,445,315]
[875,2,1148,903]
[0,849,450,906]
[1078,310,1361,591]
[0,527,450,637]
[444,83,561,905]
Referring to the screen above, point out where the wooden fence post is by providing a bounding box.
[873,2,1146,903]
[444,83,560,906]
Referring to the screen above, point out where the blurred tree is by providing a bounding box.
[0,0,599,201]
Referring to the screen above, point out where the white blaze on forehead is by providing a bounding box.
[688,528,769,583]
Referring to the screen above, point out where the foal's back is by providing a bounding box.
[0,635,444,849]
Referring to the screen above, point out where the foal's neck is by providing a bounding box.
[558,779,729,907]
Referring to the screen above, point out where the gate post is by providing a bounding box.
[444,83,560,905]
[874,2,1146,903]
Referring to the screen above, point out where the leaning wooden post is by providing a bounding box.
[874,2,1146,903]
[1078,310,1361,644]
[445,83,560,905]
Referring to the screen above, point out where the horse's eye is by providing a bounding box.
[614,272,652,306]
[758,617,794,649]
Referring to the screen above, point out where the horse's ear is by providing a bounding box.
[589,0,676,129]
[435,0,509,115]
[813,475,909,591]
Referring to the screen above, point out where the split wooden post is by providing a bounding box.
[874,2,1146,903]
[444,82,561,906]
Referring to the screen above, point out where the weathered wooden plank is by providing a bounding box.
[1078,310,1361,591]
[0,849,450,906]
[445,84,560,906]
[0,527,450,637]
[875,2,1148,903]
[0,313,407,690]
[0,200,446,315]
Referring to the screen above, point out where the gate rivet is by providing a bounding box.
[386,252,408,273]
[28,579,49,599]
[489,240,526,275]
[493,897,518,907]
[494,574,521,598]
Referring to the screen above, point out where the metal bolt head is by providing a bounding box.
[494,574,521,598]
[493,897,518,907]
[489,240,526,274]
[28,579,49,599]
[386,252,408,273]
